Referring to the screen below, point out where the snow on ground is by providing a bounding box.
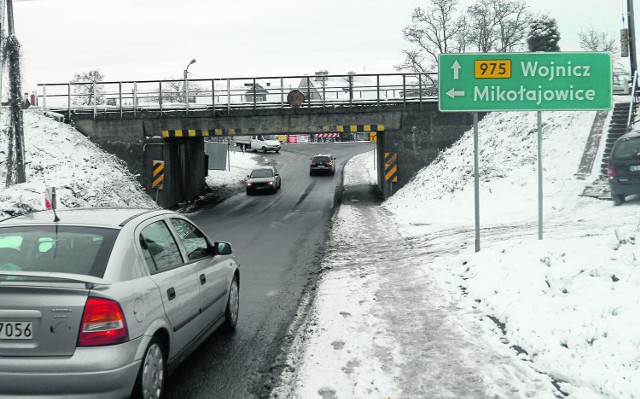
[3,106,639,398]
[274,111,640,398]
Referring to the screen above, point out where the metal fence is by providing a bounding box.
[36,72,438,118]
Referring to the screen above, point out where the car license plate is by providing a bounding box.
[0,321,33,340]
[630,165,640,172]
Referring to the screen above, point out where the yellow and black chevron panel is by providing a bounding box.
[152,160,165,190]
[161,125,384,137]
[384,152,398,183]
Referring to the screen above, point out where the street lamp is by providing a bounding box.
[183,59,196,110]
[183,58,196,79]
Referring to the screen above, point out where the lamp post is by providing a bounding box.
[183,58,196,111]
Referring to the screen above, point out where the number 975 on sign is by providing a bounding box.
[474,60,511,79]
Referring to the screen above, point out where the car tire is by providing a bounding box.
[132,336,166,399]
[275,149,280,153]
[262,147,267,153]
[223,275,239,331]
[612,193,625,206]
[246,190,252,196]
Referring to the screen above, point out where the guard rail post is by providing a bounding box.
[118,82,123,119]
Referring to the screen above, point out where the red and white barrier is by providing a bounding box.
[315,133,340,138]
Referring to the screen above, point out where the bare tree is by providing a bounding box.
[71,70,105,106]
[493,0,530,52]
[467,0,497,52]
[578,26,619,53]
[156,79,208,104]
[466,0,529,52]
[397,0,463,73]
[397,0,530,74]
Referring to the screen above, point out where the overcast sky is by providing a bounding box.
[14,0,634,93]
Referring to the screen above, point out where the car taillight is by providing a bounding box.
[310,162,317,166]
[77,297,129,347]
[608,165,617,177]
[327,162,333,166]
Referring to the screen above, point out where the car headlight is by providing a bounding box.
[268,181,274,185]
[247,183,252,187]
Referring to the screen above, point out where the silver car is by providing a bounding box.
[0,208,240,399]
[246,166,282,195]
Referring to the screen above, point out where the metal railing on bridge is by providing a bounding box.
[36,72,438,119]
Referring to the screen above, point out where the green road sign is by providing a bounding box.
[438,52,612,112]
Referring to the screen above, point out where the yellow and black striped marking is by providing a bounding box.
[161,124,384,138]
[152,160,165,190]
[384,152,398,183]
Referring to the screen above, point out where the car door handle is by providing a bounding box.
[167,287,176,300]
[200,274,207,285]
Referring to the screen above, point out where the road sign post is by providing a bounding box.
[439,52,612,250]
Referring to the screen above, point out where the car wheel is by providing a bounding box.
[223,275,239,331]
[275,149,280,153]
[262,147,267,153]
[246,190,252,196]
[612,193,625,206]
[132,336,166,399]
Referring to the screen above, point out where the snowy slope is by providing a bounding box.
[0,108,156,218]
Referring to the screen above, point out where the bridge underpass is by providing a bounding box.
[38,73,475,207]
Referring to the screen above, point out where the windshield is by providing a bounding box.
[259,135,277,141]
[250,169,274,178]
[612,137,640,161]
[0,226,118,278]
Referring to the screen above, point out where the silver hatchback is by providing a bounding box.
[0,208,240,399]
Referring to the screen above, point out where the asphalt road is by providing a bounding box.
[163,142,373,398]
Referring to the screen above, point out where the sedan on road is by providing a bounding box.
[0,208,240,399]
[309,154,336,176]
[246,166,282,195]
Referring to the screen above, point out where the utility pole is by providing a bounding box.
[628,0,637,76]
[5,0,25,184]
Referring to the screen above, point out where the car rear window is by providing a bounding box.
[612,137,640,161]
[0,226,118,278]
[313,156,331,162]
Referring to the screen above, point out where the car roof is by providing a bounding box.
[0,207,167,228]
[312,154,333,157]
[251,166,276,170]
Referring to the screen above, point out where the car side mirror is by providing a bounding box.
[211,241,232,256]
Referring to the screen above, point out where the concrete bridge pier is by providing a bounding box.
[142,138,207,207]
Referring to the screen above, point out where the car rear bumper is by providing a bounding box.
[0,337,142,398]
[310,167,334,174]
[609,178,640,195]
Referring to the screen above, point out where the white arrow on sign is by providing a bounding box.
[451,60,461,80]
[446,88,465,98]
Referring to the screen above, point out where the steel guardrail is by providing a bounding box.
[36,72,438,118]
